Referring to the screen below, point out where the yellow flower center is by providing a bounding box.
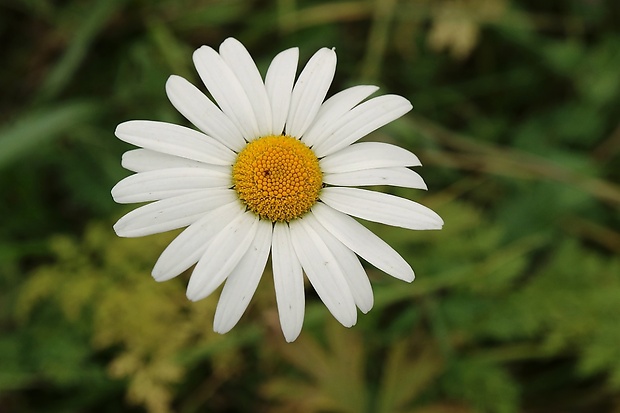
[232,135,323,222]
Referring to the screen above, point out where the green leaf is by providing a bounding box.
[0,102,100,169]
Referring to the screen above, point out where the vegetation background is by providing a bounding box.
[1,0,619,412]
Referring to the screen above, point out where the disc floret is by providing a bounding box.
[232,135,323,222]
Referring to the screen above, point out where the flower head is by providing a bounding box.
[112,38,443,342]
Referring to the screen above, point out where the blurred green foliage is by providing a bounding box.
[1,0,619,412]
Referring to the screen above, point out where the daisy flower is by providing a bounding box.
[112,37,443,342]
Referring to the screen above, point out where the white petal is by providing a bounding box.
[151,203,245,281]
[311,202,414,282]
[272,222,305,342]
[121,149,219,172]
[312,95,413,157]
[219,38,272,138]
[186,211,259,301]
[323,167,427,189]
[320,142,421,173]
[115,121,236,166]
[289,218,357,327]
[193,45,260,140]
[213,219,272,334]
[112,167,233,204]
[304,213,373,313]
[113,189,237,237]
[320,187,443,230]
[286,48,337,138]
[165,75,246,151]
[265,48,299,136]
[302,85,378,147]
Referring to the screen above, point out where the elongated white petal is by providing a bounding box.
[220,38,272,138]
[302,85,378,147]
[193,45,260,140]
[115,121,236,165]
[113,189,237,238]
[121,149,219,172]
[311,202,414,282]
[320,142,421,173]
[186,211,259,301]
[304,213,373,313]
[272,222,305,342]
[313,95,413,157]
[151,203,245,281]
[320,187,443,230]
[213,219,272,334]
[265,48,299,136]
[323,167,427,189]
[112,167,232,204]
[289,218,357,327]
[286,48,336,138]
[165,75,246,151]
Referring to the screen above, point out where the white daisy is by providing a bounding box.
[112,37,443,342]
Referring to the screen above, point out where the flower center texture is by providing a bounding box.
[232,135,323,222]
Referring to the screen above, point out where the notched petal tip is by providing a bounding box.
[386,93,413,114]
[320,46,337,57]
[150,270,165,283]
[426,210,445,229]
[435,217,445,229]
[322,47,337,68]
